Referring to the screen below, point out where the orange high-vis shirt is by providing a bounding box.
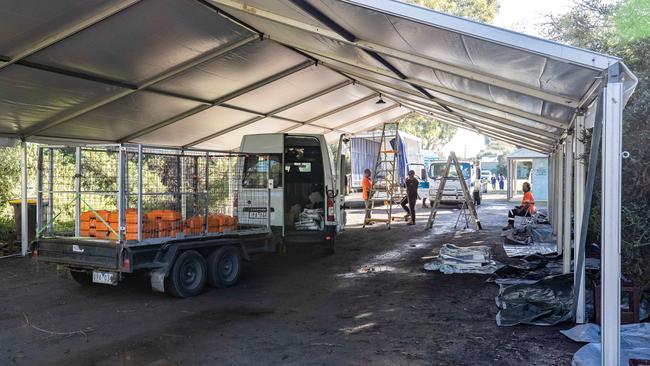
[362,176,372,200]
[522,191,536,214]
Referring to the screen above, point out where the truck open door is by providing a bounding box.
[335,135,350,232]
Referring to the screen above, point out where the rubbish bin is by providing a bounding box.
[9,198,37,244]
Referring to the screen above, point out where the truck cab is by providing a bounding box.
[428,160,474,204]
[239,133,344,248]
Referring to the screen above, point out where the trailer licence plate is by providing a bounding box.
[92,271,117,285]
[249,210,267,219]
[247,207,268,219]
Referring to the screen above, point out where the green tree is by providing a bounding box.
[543,0,650,289]
[399,113,457,154]
[403,0,500,22]
[614,0,650,41]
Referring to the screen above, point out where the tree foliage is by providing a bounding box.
[544,0,650,289]
[403,0,500,22]
[614,0,650,41]
[399,113,457,154]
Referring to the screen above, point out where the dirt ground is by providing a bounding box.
[0,195,579,365]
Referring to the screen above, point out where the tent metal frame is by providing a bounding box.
[4,1,638,363]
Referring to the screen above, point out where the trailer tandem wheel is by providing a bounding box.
[207,246,242,288]
[165,250,207,298]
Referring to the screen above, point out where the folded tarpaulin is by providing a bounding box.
[561,323,650,366]
[424,244,503,274]
[487,256,563,285]
[502,225,558,257]
[495,273,574,326]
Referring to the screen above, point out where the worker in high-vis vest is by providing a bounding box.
[502,181,536,230]
[362,168,373,223]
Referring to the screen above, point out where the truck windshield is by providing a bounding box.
[429,162,471,180]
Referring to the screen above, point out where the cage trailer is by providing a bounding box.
[34,134,347,297]
[33,144,281,297]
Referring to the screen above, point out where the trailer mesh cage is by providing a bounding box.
[37,144,271,244]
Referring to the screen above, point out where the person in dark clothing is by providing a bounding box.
[498,174,505,190]
[400,170,419,225]
[491,175,497,190]
[472,179,481,206]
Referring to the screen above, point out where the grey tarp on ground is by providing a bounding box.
[502,225,558,257]
[0,0,637,153]
[561,323,650,366]
[487,255,563,285]
[495,273,574,326]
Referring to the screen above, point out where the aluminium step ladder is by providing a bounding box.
[363,121,405,229]
[425,151,482,230]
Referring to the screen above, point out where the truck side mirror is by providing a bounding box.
[421,168,427,180]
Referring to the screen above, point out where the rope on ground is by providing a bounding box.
[23,312,95,338]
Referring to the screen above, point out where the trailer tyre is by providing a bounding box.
[165,250,207,298]
[70,270,92,286]
[207,246,241,288]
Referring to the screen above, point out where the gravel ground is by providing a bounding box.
[0,195,579,365]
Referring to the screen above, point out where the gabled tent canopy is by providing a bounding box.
[0,0,636,153]
[1,1,641,362]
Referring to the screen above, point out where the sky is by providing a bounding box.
[492,0,574,36]
[442,0,575,157]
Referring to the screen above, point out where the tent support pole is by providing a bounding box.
[510,159,515,200]
[20,141,28,256]
[563,132,574,274]
[601,64,623,366]
[548,152,554,225]
[556,147,564,253]
[574,114,586,323]
[573,93,603,326]
[506,159,511,200]
[550,152,556,233]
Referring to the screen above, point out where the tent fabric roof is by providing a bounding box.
[506,148,549,159]
[0,0,637,152]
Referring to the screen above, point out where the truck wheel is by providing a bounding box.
[207,246,241,288]
[165,250,207,298]
[70,270,92,286]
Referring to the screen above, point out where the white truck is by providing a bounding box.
[34,133,347,298]
[238,133,346,243]
[427,159,475,204]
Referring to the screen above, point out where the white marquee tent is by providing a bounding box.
[0,1,638,364]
